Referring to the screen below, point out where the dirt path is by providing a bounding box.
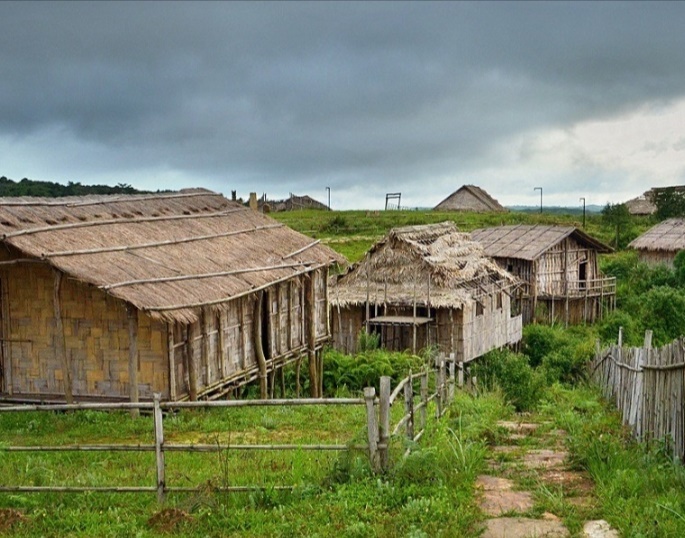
[476,418,620,537]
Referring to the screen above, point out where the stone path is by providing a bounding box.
[477,418,620,537]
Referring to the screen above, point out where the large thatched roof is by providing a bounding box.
[434,185,507,212]
[628,218,685,252]
[471,225,612,261]
[0,190,343,322]
[330,222,517,308]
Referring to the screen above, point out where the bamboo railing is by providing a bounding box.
[0,352,463,502]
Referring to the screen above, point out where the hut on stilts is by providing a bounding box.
[329,222,522,362]
[0,190,342,404]
[471,225,615,325]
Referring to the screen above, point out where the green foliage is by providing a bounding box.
[358,329,380,352]
[0,176,154,197]
[601,203,634,248]
[639,286,685,345]
[654,187,685,220]
[470,349,545,411]
[597,310,642,346]
[522,324,570,367]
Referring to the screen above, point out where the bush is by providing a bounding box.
[470,349,545,412]
[522,324,570,367]
[597,310,642,346]
[639,286,685,345]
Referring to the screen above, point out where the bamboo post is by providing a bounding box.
[201,309,210,386]
[440,359,448,410]
[448,354,456,401]
[253,292,268,399]
[153,393,166,504]
[420,373,428,433]
[564,239,569,327]
[365,269,370,334]
[364,387,380,472]
[379,376,391,472]
[404,372,414,441]
[1,277,11,395]
[53,270,73,404]
[305,273,319,397]
[167,323,177,401]
[267,289,275,399]
[295,356,302,398]
[127,306,140,418]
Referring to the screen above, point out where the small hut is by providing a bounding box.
[329,222,522,362]
[625,192,657,216]
[472,225,615,325]
[0,190,342,403]
[434,185,507,213]
[628,218,685,266]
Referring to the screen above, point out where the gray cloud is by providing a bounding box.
[2,2,685,207]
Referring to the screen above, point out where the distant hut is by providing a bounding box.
[259,193,329,212]
[434,185,507,213]
[625,192,657,216]
[628,218,685,266]
[0,190,342,403]
[329,222,522,362]
[472,225,615,325]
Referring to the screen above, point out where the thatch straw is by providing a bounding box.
[629,218,685,252]
[471,224,612,261]
[330,222,517,308]
[0,191,344,322]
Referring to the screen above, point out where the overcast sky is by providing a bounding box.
[3,2,685,209]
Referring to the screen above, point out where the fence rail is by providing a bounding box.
[590,328,685,461]
[0,353,464,502]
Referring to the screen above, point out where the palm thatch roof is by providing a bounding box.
[330,222,518,308]
[628,218,685,252]
[471,225,612,261]
[434,185,507,212]
[0,189,343,323]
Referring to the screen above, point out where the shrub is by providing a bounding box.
[522,324,570,367]
[597,310,642,346]
[470,349,545,412]
[639,286,685,345]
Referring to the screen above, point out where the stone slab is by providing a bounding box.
[522,449,568,470]
[583,520,620,538]
[479,490,535,516]
[482,517,569,538]
[476,475,514,491]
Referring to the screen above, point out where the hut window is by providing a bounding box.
[579,261,587,290]
[496,292,502,310]
[476,301,484,316]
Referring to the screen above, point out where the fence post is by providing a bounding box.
[153,393,166,504]
[435,357,442,419]
[379,376,391,472]
[420,373,428,434]
[404,371,414,441]
[448,354,456,401]
[458,361,464,388]
[364,387,380,473]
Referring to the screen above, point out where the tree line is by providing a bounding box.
[0,176,151,197]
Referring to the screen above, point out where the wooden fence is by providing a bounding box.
[0,353,462,503]
[590,329,685,461]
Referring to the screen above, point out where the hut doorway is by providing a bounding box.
[579,261,587,290]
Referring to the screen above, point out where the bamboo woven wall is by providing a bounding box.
[591,334,685,462]
[3,262,168,399]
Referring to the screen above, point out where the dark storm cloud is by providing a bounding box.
[2,2,685,205]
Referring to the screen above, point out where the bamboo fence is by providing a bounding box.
[590,328,685,461]
[0,353,460,503]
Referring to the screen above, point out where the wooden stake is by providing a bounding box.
[379,376,391,472]
[127,306,140,417]
[364,387,380,472]
[53,270,73,404]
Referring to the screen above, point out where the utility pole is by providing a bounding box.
[534,187,543,214]
[580,197,586,228]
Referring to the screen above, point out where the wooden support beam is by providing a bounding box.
[127,306,140,417]
[201,309,210,386]
[253,292,268,399]
[1,274,12,395]
[305,273,319,397]
[167,323,177,401]
[186,322,198,401]
[53,270,73,404]
[217,311,226,381]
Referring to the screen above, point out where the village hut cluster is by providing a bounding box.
[0,190,341,404]
[329,222,522,362]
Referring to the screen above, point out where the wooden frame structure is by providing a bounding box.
[0,191,342,403]
[330,223,522,361]
[472,224,615,325]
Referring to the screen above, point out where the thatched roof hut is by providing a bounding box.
[434,185,507,212]
[0,190,342,403]
[471,225,615,324]
[629,218,685,266]
[330,222,522,360]
[625,192,657,216]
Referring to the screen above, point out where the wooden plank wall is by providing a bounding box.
[591,332,685,461]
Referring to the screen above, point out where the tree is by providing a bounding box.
[653,187,685,220]
[601,203,631,248]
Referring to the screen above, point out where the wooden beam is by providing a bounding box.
[253,292,268,399]
[53,270,73,404]
[127,306,140,417]
[167,323,177,401]
[186,322,198,401]
[216,311,226,381]
[282,240,321,260]
[305,273,319,397]
[1,274,12,395]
